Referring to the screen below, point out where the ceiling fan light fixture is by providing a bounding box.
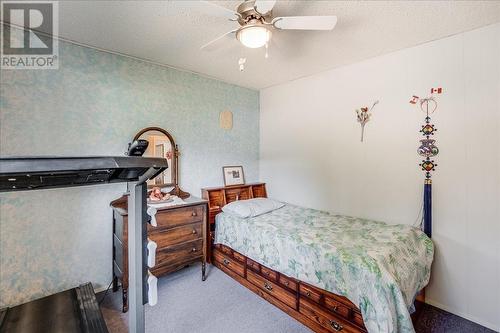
[236,25,271,48]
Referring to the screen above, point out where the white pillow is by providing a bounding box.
[222,198,285,218]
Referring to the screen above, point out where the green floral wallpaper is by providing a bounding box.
[0,39,259,307]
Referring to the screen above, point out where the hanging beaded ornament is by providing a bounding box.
[410,89,442,179]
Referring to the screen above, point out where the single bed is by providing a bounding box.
[202,183,433,333]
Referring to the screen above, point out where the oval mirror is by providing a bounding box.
[133,127,175,188]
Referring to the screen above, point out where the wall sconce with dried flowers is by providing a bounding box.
[355,100,379,142]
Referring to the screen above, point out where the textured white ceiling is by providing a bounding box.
[52,1,500,89]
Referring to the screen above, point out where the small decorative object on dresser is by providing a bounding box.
[222,165,245,186]
[110,195,208,312]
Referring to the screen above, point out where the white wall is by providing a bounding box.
[260,23,500,330]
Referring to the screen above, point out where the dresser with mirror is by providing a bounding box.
[111,127,208,312]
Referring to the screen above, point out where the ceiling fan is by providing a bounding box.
[199,0,338,51]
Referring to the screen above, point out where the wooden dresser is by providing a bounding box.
[110,195,208,312]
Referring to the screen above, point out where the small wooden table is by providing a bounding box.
[110,195,208,312]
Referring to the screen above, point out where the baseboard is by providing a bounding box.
[425,298,499,332]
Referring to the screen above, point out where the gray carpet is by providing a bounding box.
[100,263,310,333]
[99,263,497,333]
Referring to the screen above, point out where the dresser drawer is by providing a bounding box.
[149,222,202,248]
[300,299,366,333]
[213,249,245,277]
[149,205,204,230]
[155,239,203,267]
[247,270,296,309]
[278,274,298,292]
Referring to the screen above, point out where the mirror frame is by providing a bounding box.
[133,127,190,198]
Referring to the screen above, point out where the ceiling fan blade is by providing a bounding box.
[200,30,237,51]
[197,1,240,21]
[254,0,276,15]
[273,16,338,30]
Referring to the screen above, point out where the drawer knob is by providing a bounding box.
[192,248,197,252]
[329,320,343,331]
[192,212,197,217]
[266,271,270,276]
[264,283,273,291]
[332,305,338,312]
[223,258,230,265]
[306,291,311,297]
[284,281,289,286]
[192,229,197,234]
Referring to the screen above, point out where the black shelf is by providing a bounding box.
[0,156,168,192]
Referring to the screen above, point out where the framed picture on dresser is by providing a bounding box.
[223,165,245,186]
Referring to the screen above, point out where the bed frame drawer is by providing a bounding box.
[324,296,351,320]
[220,244,233,256]
[278,274,298,292]
[352,311,365,329]
[300,283,323,304]
[260,266,278,282]
[247,258,260,272]
[215,244,246,263]
[300,298,367,333]
[232,251,246,263]
[208,242,422,333]
[213,249,245,277]
[247,270,296,309]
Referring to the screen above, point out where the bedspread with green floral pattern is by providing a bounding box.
[214,204,434,333]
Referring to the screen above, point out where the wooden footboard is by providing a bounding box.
[213,243,425,333]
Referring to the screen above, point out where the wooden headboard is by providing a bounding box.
[201,183,267,226]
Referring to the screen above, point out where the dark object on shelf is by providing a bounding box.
[127,140,150,156]
[0,283,107,333]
